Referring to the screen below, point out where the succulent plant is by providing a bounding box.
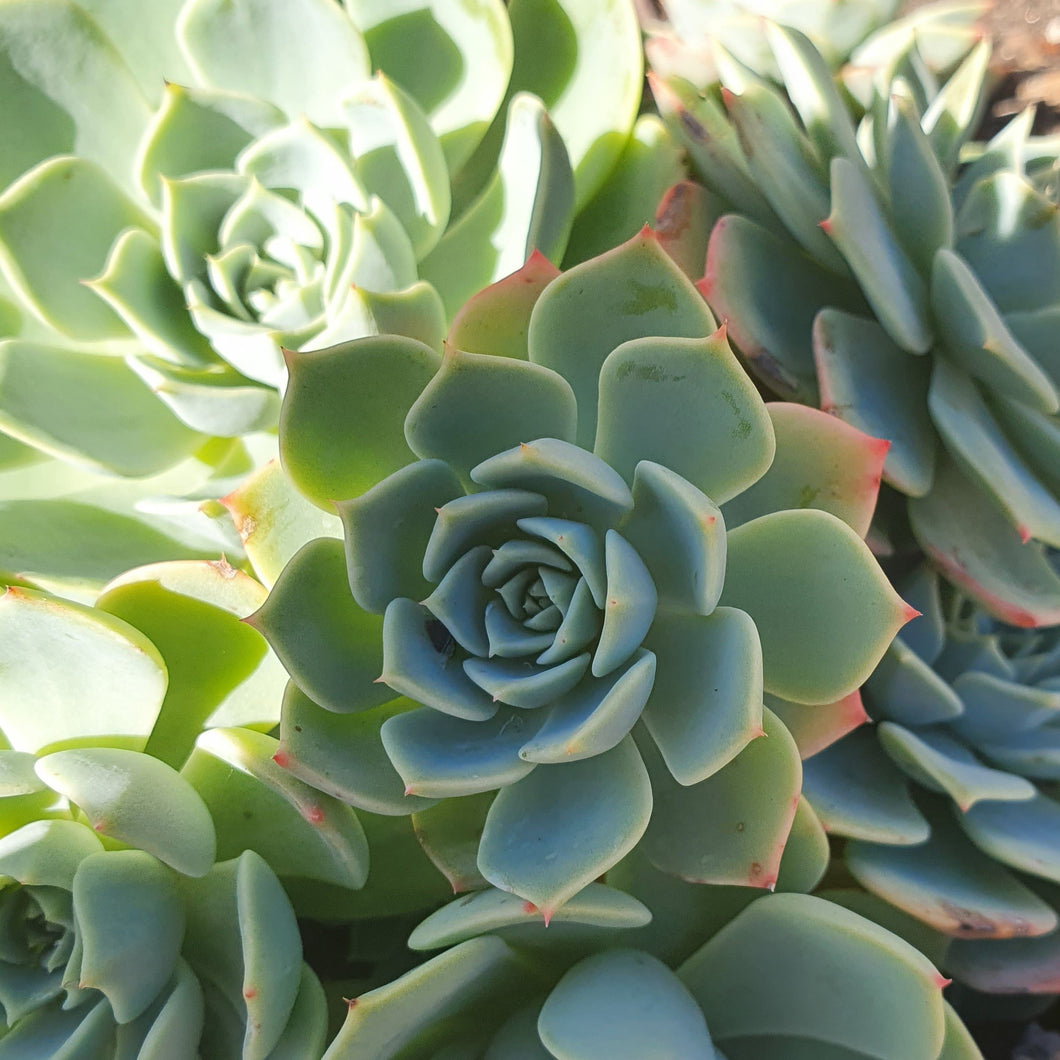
[248,229,912,921]
[803,563,1060,1001]
[0,573,337,1055]
[651,19,1060,625]
[322,889,980,1059]
[0,0,659,595]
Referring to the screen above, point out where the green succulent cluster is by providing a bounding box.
[804,563,1060,1002]
[652,19,1060,626]
[0,573,332,1056]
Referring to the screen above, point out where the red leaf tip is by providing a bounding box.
[304,805,325,825]
[1017,524,1032,544]
[522,901,538,915]
[272,750,290,769]
[902,603,922,625]
[819,217,834,235]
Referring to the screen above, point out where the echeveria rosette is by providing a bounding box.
[653,22,1060,625]
[321,891,979,1060]
[253,230,912,919]
[803,564,1060,1000]
[0,578,336,1056]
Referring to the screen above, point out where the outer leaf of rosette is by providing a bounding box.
[528,229,717,450]
[381,706,539,798]
[702,215,860,402]
[72,850,184,1023]
[931,249,1059,415]
[0,586,166,753]
[408,882,651,951]
[412,792,493,893]
[469,439,631,531]
[179,850,306,1060]
[947,926,1060,996]
[182,727,369,890]
[447,251,561,361]
[929,359,1060,549]
[135,82,287,206]
[722,403,888,538]
[680,893,949,1060]
[908,454,1060,627]
[321,936,528,1060]
[95,559,286,769]
[343,74,450,261]
[419,92,574,320]
[35,747,216,877]
[720,508,914,705]
[595,332,775,505]
[846,807,1058,939]
[503,0,642,212]
[336,459,463,614]
[538,949,718,1060]
[864,636,964,727]
[801,727,930,846]
[878,722,1036,811]
[0,0,151,189]
[956,170,1060,315]
[766,690,868,760]
[0,341,208,478]
[564,114,686,268]
[477,735,652,918]
[720,79,846,275]
[279,335,440,510]
[640,607,764,785]
[343,0,512,175]
[958,793,1060,885]
[0,751,60,837]
[881,90,954,275]
[653,180,726,283]
[222,459,343,589]
[822,156,933,354]
[278,682,434,816]
[248,537,391,714]
[405,348,577,488]
[0,156,154,342]
[813,308,937,497]
[127,355,280,439]
[638,708,800,890]
[177,0,370,127]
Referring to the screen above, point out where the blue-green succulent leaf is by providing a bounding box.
[423,489,548,583]
[463,653,591,710]
[35,748,216,877]
[337,459,464,614]
[250,537,390,714]
[539,949,717,1059]
[641,607,763,787]
[381,598,498,721]
[406,349,577,488]
[472,439,633,530]
[478,735,651,916]
[592,531,656,678]
[595,333,775,504]
[519,649,656,763]
[381,707,537,798]
[73,850,184,1024]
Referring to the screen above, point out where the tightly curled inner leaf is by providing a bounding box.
[260,230,912,914]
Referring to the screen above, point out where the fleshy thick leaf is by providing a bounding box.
[721,509,913,704]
